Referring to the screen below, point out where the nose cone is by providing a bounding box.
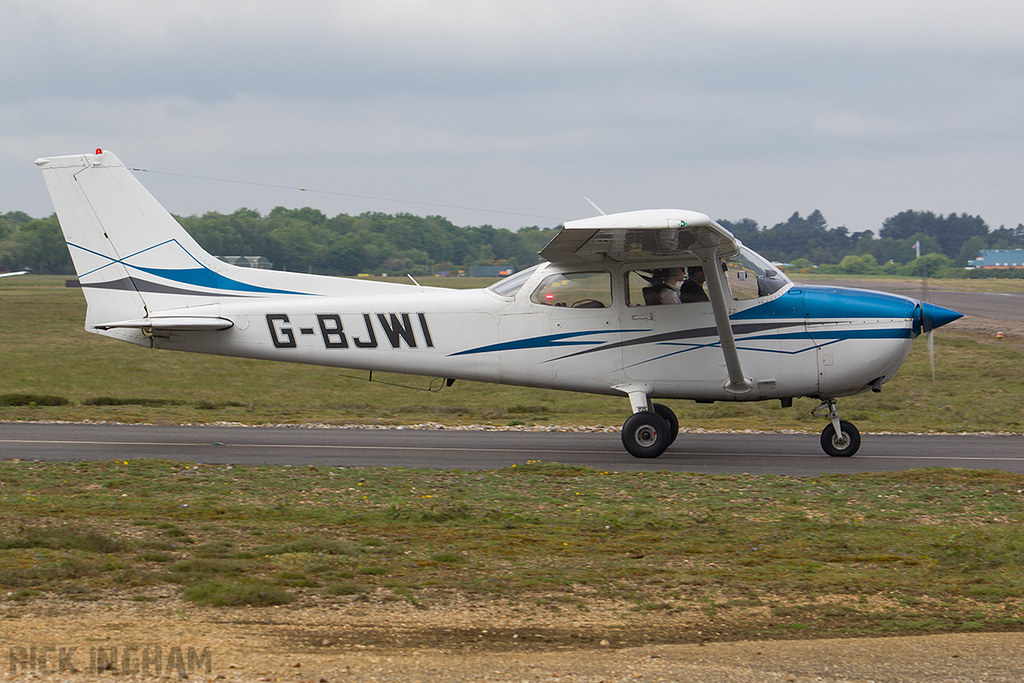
[920,302,963,333]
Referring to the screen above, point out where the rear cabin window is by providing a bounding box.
[530,271,611,308]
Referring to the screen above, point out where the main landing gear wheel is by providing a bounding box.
[622,411,671,459]
[821,420,861,457]
[652,403,679,446]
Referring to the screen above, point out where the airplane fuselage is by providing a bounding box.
[145,268,918,404]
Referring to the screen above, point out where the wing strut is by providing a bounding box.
[699,249,752,394]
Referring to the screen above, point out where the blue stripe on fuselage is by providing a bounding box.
[131,265,309,296]
[451,285,919,358]
[731,284,917,322]
[448,329,631,356]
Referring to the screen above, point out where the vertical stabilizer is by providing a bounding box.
[36,151,158,339]
[36,150,262,342]
[37,150,415,343]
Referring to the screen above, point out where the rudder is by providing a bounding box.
[35,150,235,340]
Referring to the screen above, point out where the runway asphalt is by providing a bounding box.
[2,422,1022,475]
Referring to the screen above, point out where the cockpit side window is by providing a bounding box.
[530,271,611,308]
[724,260,760,300]
[626,266,707,306]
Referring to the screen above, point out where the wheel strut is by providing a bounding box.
[813,399,861,457]
[821,399,846,447]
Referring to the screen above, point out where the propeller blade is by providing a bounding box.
[928,330,936,383]
[913,301,960,383]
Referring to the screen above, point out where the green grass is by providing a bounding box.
[182,579,295,606]
[0,275,1021,431]
[1,460,1024,638]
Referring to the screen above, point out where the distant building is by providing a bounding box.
[469,265,516,277]
[968,249,1024,269]
[217,256,273,269]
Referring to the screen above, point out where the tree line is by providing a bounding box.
[724,210,1024,277]
[2,206,1022,277]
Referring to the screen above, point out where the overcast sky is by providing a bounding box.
[3,0,1022,234]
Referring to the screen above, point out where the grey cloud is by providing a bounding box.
[3,1,1024,232]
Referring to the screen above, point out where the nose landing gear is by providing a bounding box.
[813,398,861,457]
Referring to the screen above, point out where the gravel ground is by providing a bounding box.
[4,595,1024,682]
[946,315,1024,350]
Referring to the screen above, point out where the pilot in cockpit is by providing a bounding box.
[643,267,708,305]
[643,268,684,305]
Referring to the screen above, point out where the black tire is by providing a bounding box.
[621,412,671,459]
[652,403,679,446]
[821,420,861,457]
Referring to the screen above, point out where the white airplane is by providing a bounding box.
[36,150,962,459]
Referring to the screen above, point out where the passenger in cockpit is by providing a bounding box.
[678,266,709,303]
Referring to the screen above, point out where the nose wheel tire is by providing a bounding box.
[622,412,671,458]
[821,420,861,457]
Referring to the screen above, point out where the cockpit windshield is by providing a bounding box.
[724,247,791,300]
[488,264,542,297]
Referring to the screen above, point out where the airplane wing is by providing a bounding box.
[539,210,740,265]
[0,271,28,278]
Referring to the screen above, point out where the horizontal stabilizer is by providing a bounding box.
[95,317,234,332]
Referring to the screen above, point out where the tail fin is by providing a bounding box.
[37,151,159,337]
[37,150,414,343]
[35,150,319,342]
